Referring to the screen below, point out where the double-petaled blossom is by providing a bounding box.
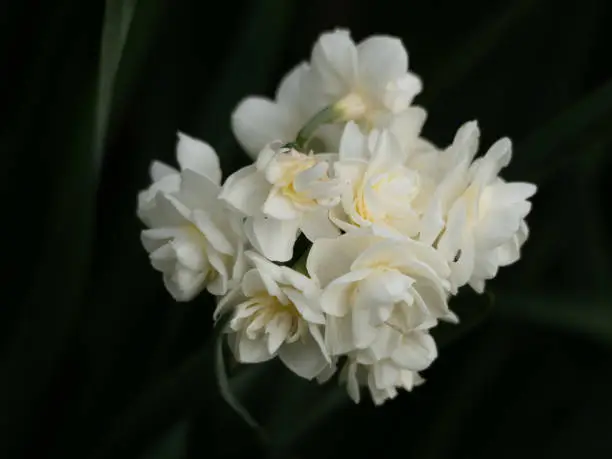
[216,251,330,379]
[138,133,245,300]
[420,121,537,292]
[306,229,455,403]
[220,142,342,262]
[330,121,437,238]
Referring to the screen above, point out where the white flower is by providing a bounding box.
[138,132,245,300]
[220,142,342,262]
[217,251,330,379]
[330,121,437,237]
[420,121,537,292]
[231,29,423,157]
[307,230,454,360]
[232,63,310,158]
[341,356,426,405]
[306,29,422,125]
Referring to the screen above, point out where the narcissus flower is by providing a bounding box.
[307,231,454,354]
[217,252,330,379]
[304,29,422,136]
[331,122,437,237]
[420,121,537,292]
[138,133,245,300]
[220,142,342,262]
[306,230,454,401]
[231,29,423,156]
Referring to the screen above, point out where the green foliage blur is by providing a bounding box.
[1,0,612,458]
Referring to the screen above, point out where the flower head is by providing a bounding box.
[306,230,453,402]
[231,29,423,157]
[306,30,422,128]
[308,230,454,353]
[331,121,436,237]
[138,133,245,300]
[220,142,342,262]
[217,251,330,379]
[420,121,537,292]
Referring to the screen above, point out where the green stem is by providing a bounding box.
[294,105,339,150]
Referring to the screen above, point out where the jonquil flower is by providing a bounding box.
[138,133,245,300]
[307,230,452,403]
[420,121,537,292]
[216,251,330,379]
[306,29,422,123]
[331,122,437,237]
[220,142,342,262]
[307,230,455,354]
[231,29,423,156]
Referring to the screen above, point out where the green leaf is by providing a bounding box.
[95,0,138,165]
[0,3,102,456]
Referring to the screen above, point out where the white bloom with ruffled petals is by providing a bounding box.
[331,122,437,237]
[420,121,537,292]
[138,132,245,300]
[308,230,454,354]
[217,251,330,379]
[306,230,451,403]
[220,142,343,262]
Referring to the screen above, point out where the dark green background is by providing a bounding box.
[2,0,611,458]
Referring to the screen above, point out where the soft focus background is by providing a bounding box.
[2,0,612,458]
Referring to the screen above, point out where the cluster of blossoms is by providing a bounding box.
[137,30,536,405]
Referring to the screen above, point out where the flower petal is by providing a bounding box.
[262,188,300,220]
[338,121,369,160]
[356,36,408,100]
[279,332,328,379]
[266,313,292,354]
[219,165,270,215]
[178,169,221,211]
[307,233,372,287]
[236,334,274,363]
[391,331,437,371]
[276,62,309,109]
[309,29,357,97]
[300,208,340,242]
[150,160,177,182]
[231,97,297,158]
[176,132,222,184]
[245,216,300,262]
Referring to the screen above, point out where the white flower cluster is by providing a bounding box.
[137,29,536,405]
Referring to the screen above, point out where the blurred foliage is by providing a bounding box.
[1,0,612,458]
